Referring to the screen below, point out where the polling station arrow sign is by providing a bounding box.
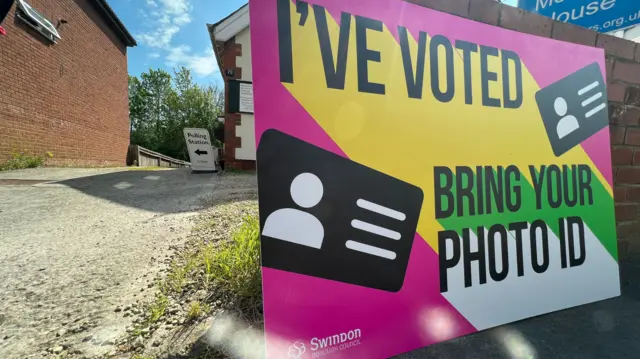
[183,128,216,172]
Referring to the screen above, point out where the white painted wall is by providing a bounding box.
[236,27,253,81]
[234,26,256,161]
[611,25,640,43]
[622,25,640,43]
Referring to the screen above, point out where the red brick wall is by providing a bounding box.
[408,0,640,256]
[0,0,130,166]
[216,36,256,170]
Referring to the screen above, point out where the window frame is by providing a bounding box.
[16,0,61,42]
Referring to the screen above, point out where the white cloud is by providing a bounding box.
[166,45,218,77]
[137,26,180,49]
[173,13,191,26]
[135,0,218,79]
[136,0,191,49]
[159,0,190,16]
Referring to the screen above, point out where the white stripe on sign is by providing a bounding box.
[356,199,406,221]
[351,220,401,240]
[345,240,397,260]
[585,103,607,118]
[581,92,602,107]
[578,81,599,95]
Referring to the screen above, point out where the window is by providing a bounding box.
[16,0,61,42]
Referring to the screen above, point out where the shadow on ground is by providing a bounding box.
[165,255,640,359]
[51,169,225,214]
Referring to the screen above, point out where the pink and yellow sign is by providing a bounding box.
[249,0,621,358]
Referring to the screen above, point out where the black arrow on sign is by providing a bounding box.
[195,149,208,156]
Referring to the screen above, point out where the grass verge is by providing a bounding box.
[160,211,262,314]
[123,196,262,358]
[201,214,261,298]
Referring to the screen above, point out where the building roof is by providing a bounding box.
[93,0,136,47]
[207,3,248,43]
[211,3,246,28]
[206,4,248,77]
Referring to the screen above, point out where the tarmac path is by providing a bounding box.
[0,168,217,358]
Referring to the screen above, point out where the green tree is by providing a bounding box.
[128,76,151,146]
[128,67,224,161]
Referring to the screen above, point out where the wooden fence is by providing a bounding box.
[126,145,191,168]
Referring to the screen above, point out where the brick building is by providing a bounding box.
[0,0,136,166]
[208,4,255,170]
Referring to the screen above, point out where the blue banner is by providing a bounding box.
[518,0,640,32]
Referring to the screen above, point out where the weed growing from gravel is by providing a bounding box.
[165,256,198,294]
[131,354,155,359]
[203,215,261,298]
[148,294,168,323]
[187,300,210,321]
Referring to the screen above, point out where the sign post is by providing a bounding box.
[518,0,640,32]
[183,128,216,172]
[249,0,621,358]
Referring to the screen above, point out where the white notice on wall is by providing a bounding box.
[239,82,254,113]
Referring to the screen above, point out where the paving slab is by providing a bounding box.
[396,256,640,359]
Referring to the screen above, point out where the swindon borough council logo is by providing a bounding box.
[287,329,362,358]
[288,341,306,359]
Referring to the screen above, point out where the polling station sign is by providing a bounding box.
[249,0,621,358]
[183,128,216,172]
[519,0,640,33]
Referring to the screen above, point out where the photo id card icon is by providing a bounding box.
[535,62,609,157]
[257,130,424,292]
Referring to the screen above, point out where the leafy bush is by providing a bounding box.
[0,151,50,171]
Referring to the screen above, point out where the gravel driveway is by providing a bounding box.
[0,168,217,358]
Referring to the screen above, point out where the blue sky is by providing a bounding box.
[109,0,247,87]
[109,0,518,87]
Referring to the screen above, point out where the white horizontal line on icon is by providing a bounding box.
[585,103,606,118]
[345,240,397,260]
[356,199,406,221]
[581,92,602,107]
[578,81,599,96]
[351,219,401,240]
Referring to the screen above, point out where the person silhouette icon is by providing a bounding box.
[554,97,580,139]
[262,172,325,249]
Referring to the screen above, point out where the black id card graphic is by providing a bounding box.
[257,129,424,292]
[535,62,609,157]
